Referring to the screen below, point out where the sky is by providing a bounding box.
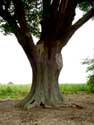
[0,9,94,84]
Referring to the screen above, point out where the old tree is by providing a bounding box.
[0,0,94,108]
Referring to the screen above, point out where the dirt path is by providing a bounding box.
[0,92,94,125]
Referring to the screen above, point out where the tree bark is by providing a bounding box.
[20,42,63,108]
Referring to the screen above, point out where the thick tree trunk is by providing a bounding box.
[20,43,63,108]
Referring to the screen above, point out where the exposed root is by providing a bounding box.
[41,103,84,110]
[24,101,39,109]
[22,95,46,109]
[16,93,83,110]
[70,103,83,109]
[16,98,83,111]
[22,99,64,109]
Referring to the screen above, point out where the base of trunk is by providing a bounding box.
[19,82,63,109]
[21,91,63,109]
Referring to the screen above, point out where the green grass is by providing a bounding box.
[59,84,89,94]
[0,83,91,99]
[0,84,30,99]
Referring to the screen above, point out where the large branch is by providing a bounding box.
[42,0,51,18]
[13,0,28,32]
[50,0,60,18]
[55,0,77,40]
[59,0,69,15]
[59,8,94,48]
[72,8,94,31]
[77,0,85,4]
[12,0,36,50]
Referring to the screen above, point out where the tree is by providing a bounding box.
[82,57,94,92]
[0,0,94,108]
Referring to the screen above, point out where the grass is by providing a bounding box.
[0,84,30,99]
[0,83,91,99]
[59,84,89,94]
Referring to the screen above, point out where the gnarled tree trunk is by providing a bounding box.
[20,42,63,108]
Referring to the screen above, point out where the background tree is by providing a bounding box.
[0,0,94,108]
[82,57,94,92]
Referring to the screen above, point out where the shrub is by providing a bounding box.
[87,75,94,92]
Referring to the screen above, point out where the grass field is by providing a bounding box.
[60,84,89,93]
[0,83,92,99]
[0,84,31,99]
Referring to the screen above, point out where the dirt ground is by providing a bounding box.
[0,92,94,125]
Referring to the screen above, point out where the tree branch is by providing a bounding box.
[12,0,28,32]
[77,0,85,4]
[50,0,60,18]
[59,8,94,48]
[12,0,36,49]
[59,0,69,15]
[42,0,51,18]
[72,8,94,31]
[55,0,77,40]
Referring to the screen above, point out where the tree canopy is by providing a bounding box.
[0,0,94,38]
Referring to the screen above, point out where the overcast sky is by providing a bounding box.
[0,9,94,84]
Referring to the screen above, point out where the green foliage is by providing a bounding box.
[78,1,91,12]
[0,23,12,35]
[87,75,94,92]
[78,0,94,12]
[23,0,42,37]
[82,58,94,73]
[82,57,94,92]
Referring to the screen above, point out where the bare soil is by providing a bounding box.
[0,92,94,125]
